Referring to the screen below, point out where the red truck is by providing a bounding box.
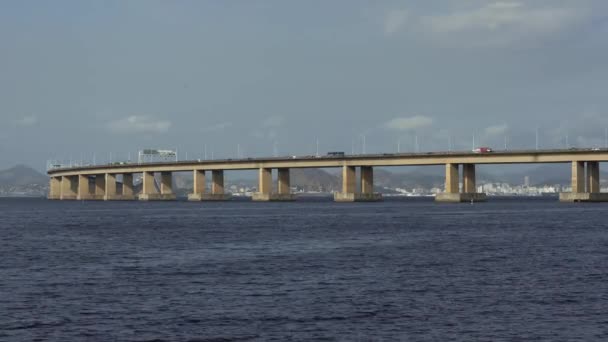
[473,147,493,153]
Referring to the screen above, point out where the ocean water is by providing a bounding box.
[1,197,607,341]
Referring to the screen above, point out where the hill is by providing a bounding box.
[0,165,48,186]
[291,168,340,192]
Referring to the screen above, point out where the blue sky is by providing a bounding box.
[1,1,607,169]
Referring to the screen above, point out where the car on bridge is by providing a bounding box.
[473,147,493,153]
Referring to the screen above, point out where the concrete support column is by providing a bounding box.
[160,172,173,195]
[212,170,224,195]
[258,168,272,195]
[48,177,61,199]
[587,162,600,193]
[253,168,295,201]
[122,174,134,196]
[560,161,608,202]
[60,176,77,200]
[342,165,356,194]
[277,168,291,194]
[77,174,90,200]
[103,173,136,201]
[445,163,459,194]
[189,170,224,201]
[436,163,486,202]
[142,171,156,195]
[105,174,117,200]
[334,165,380,202]
[95,174,106,197]
[463,164,476,194]
[334,165,356,201]
[360,166,374,194]
[571,161,585,193]
[106,174,117,196]
[190,169,230,201]
[138,171,156,201]
[139,171,175,201]
[192,170,206,195]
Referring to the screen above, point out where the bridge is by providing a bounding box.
[47,149,608,203]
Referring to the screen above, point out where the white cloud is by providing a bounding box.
[423,2,584,34]
[384,115,434,131]
[384,9,409,35]
[484,123,508,136]
[202,121,232,132]
[15,116,38,126]
[107,115,171,134]
[386,2,590,45]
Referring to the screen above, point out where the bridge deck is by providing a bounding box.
[48,149,608,177]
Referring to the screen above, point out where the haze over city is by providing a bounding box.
[1,1,607,170]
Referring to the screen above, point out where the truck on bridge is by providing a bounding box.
[473,147,493,153]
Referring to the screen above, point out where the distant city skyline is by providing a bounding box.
[1,1,608,169]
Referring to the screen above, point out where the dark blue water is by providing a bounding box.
[1,197,607,341]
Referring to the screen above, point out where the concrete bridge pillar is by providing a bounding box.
[142,171,155,195]
[139,171,176,201]
[48,177,61,199]
[463,164,476,193]
[359,166,381,201]
[360,166,373,194]
[587,161,600,193]
[334,165,356,202]
[60,175,77,200]
[436,163,486,202]
[103,173,135,200]
[193,170,206,194]
[253,168,295,201]
[572,161,585,193]
[560,161,608,202]
[253,168,272,201]
[137,171,160,200]
[95,174,106,199]
[212,170,224,195]
[122,173,135,199]
[104,174,117,200]
[190,169,230,201]
[334,165,382,202]
[277,168,291,195]
[445,163,459,194]
[160,172,173,195]
[188,169,230,201]
[344,165,356,194]
[259,168,272,194]
[188,170,207,201]
[77,174,90,200]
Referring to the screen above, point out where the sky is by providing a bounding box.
[1,0,607,170]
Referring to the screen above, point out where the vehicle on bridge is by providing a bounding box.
[473,147,493,153]
[327,151,345,157]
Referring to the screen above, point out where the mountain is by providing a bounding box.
[0,165,48,197]
[291,168,339,192]
[0,165,48,186]
[373,168,442,189]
